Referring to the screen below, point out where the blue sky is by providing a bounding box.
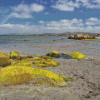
[0,0,100,34]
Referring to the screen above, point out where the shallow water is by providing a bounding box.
[0,35,100,56]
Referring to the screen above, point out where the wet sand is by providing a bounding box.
[0,40,100,100]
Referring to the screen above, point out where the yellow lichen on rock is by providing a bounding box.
[47,51,60,58]
[36,64,48,67]
[69,52,86,59]
[10,51,21,60]
[62,52,67,56]
[45,60,60,67]
[0,66,68,87]
[21,58,37,61]
[0,53,9,58]
[14,61,33,66]
[0,58,11,67]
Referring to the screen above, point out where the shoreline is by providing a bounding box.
[0,40,100,100]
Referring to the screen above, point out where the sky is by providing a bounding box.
[0,0,100,34]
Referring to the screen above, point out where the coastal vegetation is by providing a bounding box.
[46,51,60,58]
[69,52,86,59]
[0,51,74,87]
[10,51,21,60]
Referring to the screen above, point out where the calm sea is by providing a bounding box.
[0,35,100,56]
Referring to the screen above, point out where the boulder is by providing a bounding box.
[0,53,9,58]
[68,35,74,39]
[62,52,67,56]
[10,51,21,60]
[68,33,97,40]
[46,51,60,58]
[69,52,86,59]
[14,61,33,66]
[74,33,84,39]
[0,66,70,87]
[0,58,11,67]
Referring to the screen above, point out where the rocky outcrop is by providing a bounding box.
[68,33,97,40]
[46,51,60,58]
[69,52,86,59]
[10,51,21,60]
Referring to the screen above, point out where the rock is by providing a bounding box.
[36,64,48,67]
[0,53,9,58]
[68,35,75,39]
[44,60,60,67]
[68,33,97,40]
[53,40,56,41]
[62,52,67,56]
[69,52,86,59]
[14,61,33,66]
[0,66,69,87]
[24,40,28,41]
[21,55,33,60]
[0,58,11,67]
[74,33,84,39]
[10,51,21,60]
[46,51,60,58]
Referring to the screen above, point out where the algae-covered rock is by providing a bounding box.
[21,55,33,60]
[42,56,52,59]
[47,51,60,58]
[14,61,33,66]
[33,60,60,67]
[36,64,48,67]
[0,58,11,67]
[69,52,86,59]
[10,51,21,60]
[44,61,60,67]
[0,66,70,87]
[62,52,67,56]
[0,53,9,58]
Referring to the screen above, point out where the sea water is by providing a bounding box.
[0,35,100,56]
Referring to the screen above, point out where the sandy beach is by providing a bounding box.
[0,40,100,100]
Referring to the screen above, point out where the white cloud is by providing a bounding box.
[51,0,79,11]
[38,20,44,24]
[11,12,32,18]
[0,17,100,34]
[30,3,44,12]
[85,17,100,25]
[51,0,100,11]
[44,12,49,15]
[10,3,44,18]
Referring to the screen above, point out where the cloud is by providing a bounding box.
[51,0,80,11]
[12,3,44,13]
[38,20,44,24]
[11,12,32,18]
[30,3,44,12]
[85,17,100,25]
[10,3,44,18]
[51,0,100,11]
[1,17,100,34]
[44,12,49,15]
